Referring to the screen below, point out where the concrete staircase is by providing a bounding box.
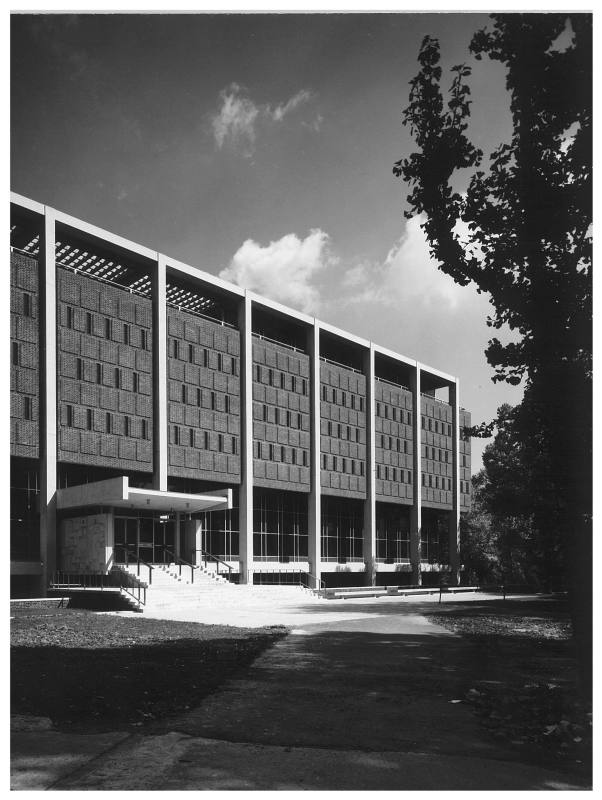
[115,562,322,621]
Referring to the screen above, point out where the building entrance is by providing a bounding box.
[114,514,175,564]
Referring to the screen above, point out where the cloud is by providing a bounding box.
[268,89,314,122]
[219,229,334,313]
[211,83,260,157]
[339,215,479,311]
[211,84,318,155]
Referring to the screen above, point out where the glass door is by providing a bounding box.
[114,517,138,563]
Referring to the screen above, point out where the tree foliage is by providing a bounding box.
[395,14,592,692]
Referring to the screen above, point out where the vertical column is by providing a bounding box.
[238,295,253,584]
[410,365,422,586]
[307,322,321,589]
[39,210,57,593]
[363,345,376,585]
[152,256,168,491]
[448,380,461,585]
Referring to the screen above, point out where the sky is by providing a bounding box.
[10,11,529,473]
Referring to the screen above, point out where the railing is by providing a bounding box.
[420,392,451,406]
[300,572,325,592]
[194,549,234,582]
[320,356,362,374]
[166,300,237,329]
[164,549,198,584]
[120,549,154,585]
[49,570,147,607]
[375,376,411,391]
[252,332,306,354]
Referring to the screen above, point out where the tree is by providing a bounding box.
[394,15,592,693]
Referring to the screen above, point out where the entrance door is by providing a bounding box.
[114,517,138,563]
[154,519,175,564]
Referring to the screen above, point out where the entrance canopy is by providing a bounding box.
[57,476,232,514]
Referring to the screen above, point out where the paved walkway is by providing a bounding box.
[11,593,590,790]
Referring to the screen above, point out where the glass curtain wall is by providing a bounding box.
[197,506,239,562]
[10,460,40,560]
[420,509,450,564]
[253,489,308,561]
[321,496,364,562]
[376,504,410,562]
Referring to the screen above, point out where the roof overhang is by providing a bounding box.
[57,476,232,514]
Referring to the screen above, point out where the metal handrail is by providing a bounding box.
[252,332,306,354]
[300,572,325,592]
[50,570,147,608]
[122,549,154,585]
[194,549,234,582]
[164,548,198,584]
[375,376,411,392]
[320,356,362,374]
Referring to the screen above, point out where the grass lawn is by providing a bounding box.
[425,597,591,774]
[11,607,286,732]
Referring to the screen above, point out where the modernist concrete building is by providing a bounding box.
[10,192,471,597]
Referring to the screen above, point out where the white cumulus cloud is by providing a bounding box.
[340,215,481,311]
[219,229,334,313]
[267,89,314,122]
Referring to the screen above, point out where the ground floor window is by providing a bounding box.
[376,504,410,562]
[197,505,239,562]
[253,489,308,562]
[10,460,40,560]
[321,496,363,562]
[421,510,450,564]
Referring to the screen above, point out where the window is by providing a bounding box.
[133,372,139,392]
[204,431,210,449]
[218,434,224,452]
[105,318,112,339]
[188,344,194,363]
[218,353,223,371]
[141,329,149,350]
[225,395,230,414]
[281,445,286,462]
[11,342,19,366]
[96,363,102,384]
[173,339,180,358]
[196,387,201,406]
[124,416,130,437]
[269,444,274,461]
[408,472,412,484]
[86,313,93,334]
[67,307,74,328]
[76,358,83,381]
[268,369,274,386]
[66,405,74,427]
[303,450,308,467]
[106,413,112,434]
[23,293,32,317]
[350,394,355,410]
[302,379,307,395]
[114,368,120,389]
[232,437,237,455]
[322,385,327,401]
[86,409,93,431]
[174,425,180,445]
[123,324,130,345]
[189,428,194,447]
[428,418,432,431]
[404,440,408,454]
[142,419,148,440]
[281,372,286,389]
[232,357,238,376]
[407,412,412,426]
[203,349,208,368]
[421,417,425,429]
[210,391,215,410]
[262,404,268,422]
[359,397,364,412]
[24,396,32,420]
[360,462,365,477]
[181,383,187,403]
